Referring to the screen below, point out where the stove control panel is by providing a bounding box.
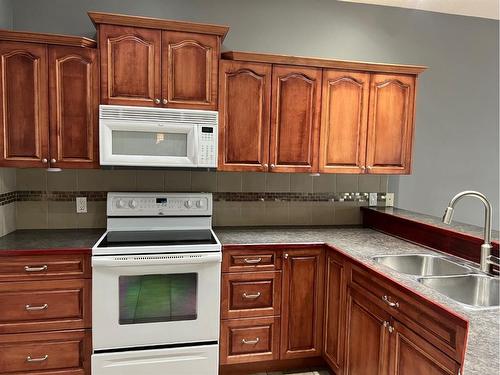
[107,192,212,216]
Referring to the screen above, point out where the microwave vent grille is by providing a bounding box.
[100,105,218,125]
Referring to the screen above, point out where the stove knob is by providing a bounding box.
[184,200,193,209]
[196,200,204,208]
[116,199,126,208]
[129,200,138,209]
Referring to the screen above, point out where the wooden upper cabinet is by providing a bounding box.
[0,42,49,167]
[319,70,370,174]
[281,248,324,360]
[269,65,321,173]
[90,12,229,110]
[49,46,99,168]
[345,287,391,375]
[99,25,161,106]
[388,321,461,375]
[366,74,416,174]
[218,60,271,171]
[162,31,218,110]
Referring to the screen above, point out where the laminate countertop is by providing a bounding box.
[214,226,500,375]
[0,229,104,254]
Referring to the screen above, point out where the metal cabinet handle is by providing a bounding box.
[24,265,48,272]
[383,321,389,328]
[242,292,261,299]
[42,158,48,163]
[26,355,48,362]
[382,295,400,308]
[241,338,260,345]
[367,166,373,170]
[25,304,48,311]
[284,253,289,259]
[50,158,56,163]
[360,166,366,170]
[388,325,395,333]
[162,98,168,105]
[243,257,262,264]
[154,98,161,104]
[270,164,275,169]
[262,163,268,169]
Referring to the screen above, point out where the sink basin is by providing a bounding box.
[418,274,499,308]
[373,254,473,277]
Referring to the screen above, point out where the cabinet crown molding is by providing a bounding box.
[0,29,96,48]
[222,51,427,75]
[88,11,230,40]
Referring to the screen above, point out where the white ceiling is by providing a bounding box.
[338,0,500,20]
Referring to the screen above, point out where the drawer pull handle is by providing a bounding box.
[24,265,48,272]
[25,304,48,311]
[241,338,260,345]
[382,295,400,308]
[26,355,48,363]
[243,257,262,264]
[242,292,261,299]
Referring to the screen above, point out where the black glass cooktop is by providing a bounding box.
[97,229,217,248]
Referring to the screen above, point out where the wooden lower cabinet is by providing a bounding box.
[388,321,461,375]
[344,286,391,375]
[280,248,324,359]
[220,317,280,364]
[0,329,91,375]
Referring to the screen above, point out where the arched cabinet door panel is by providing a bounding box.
[162,31,218,110]
[319,70,370,174]
[0,42,49,167]
[269,65,321,173]
[366,74,416,174]
[218,60,271,171]
[49,46,99,168]
[99,25,161,107]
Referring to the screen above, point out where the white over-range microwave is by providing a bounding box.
[99,105,218,168]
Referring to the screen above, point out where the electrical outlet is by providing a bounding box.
[369,193,378,206]
[385,193,395,207]
[76,197,87,213]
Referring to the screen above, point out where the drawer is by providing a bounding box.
[350,264,467,361]
[221,271,281,319]
[220,317,280,365]
[222,247,282,272]
[0,279,91,334]
[0,329,90,375]
[0,254,91,281]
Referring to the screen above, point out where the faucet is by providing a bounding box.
[442,190,497,273]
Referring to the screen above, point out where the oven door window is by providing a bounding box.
[119,273,197,324]
[112,130,188,157]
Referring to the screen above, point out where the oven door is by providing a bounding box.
[100,120,198,167]
[92,252,221,350]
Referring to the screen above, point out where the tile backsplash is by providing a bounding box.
[0,168,16,236]
[8,168,389,230]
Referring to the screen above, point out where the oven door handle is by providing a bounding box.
[92,253,222,267]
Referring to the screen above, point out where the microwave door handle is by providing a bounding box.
[92,253,222,267]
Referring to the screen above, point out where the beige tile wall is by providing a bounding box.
[14,169,389,229]
[0,168,16,236]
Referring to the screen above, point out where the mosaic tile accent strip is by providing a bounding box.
[0,191,16,206]
[6,191,389,203]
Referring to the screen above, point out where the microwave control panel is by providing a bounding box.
[198,125,217,167]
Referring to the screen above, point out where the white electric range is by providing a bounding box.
[91,192,221,375]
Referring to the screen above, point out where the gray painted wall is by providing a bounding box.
[0,0,12,28]
[10,0,500,228]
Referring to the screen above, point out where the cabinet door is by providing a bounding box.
[324,254,347,373]
[319,70,370,174]
[281,248,324,359]
[0,42,49,167]
[49,46,99,168]
[218,60,271,171]
[345,287,391,375]
[389,321,461,375]
[366,74,416,174]
[269,65,321,173]
[99,25,161,107]
[162,31,218,110]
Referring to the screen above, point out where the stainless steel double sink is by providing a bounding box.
[372,254,499,309]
